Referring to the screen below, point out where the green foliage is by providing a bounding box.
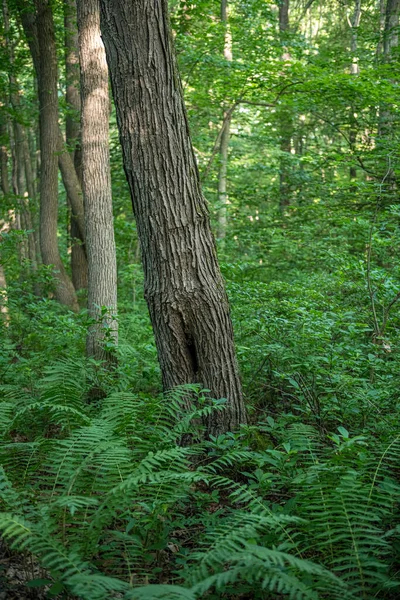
[0,357,399,599]
[1,0,400,598]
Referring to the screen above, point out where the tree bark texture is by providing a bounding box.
[35,0,79,311]
[99,0,246,434]
[64,0,88,292]
[217,0,232,241]
[77,0,118,362]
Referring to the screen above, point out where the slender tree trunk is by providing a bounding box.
[16,0,86,269]
[0,221,9,325]
[217,0,232,241]
[99,0,246,434]
[0,142,10,324]
[0,263,9,325]
[349,0,361,184]
[376,0,386,57]
[77,0,118,363]
[0,122,9,197]
[24,131,42,267]
[377,0,400,184]
[64,0,88,292]
[57,133,86,242]
[278,0,292,211]
[35,0,79,311]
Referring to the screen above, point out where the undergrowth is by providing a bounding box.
[0,357,399,599]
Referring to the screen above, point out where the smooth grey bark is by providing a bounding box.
[99,0,246,434]
[64,0,88,292]
[217,0,232,240]
[77,0,118,363]
[35,0,79,311]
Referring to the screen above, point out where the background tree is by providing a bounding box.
[217,0,233,240]
[77,0,118,363]
[64,0,87,293]
[35,0,78,311]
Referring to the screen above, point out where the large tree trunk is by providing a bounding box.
[77,0,118,363]
[64,0,88,292]
[217,0,232,241]
[99,0,246,434]
[35,0,78,311]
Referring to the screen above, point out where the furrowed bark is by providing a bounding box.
[99,0,246,434]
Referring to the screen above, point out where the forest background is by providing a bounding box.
[0,0,400,599]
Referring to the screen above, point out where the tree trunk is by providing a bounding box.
[77,0,118,363]
[16,0,86,278]
[377,0,400,182]
[99,0,246,434]
[64,0,88,292]
[35,0,79,311]
[278,0,292,211]
[349,0,361,184]
[57,132,86,242]
[0,122,9,197]
[217,0,232,241]
[0,263,9,325]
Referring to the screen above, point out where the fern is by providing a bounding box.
[1,358,399,600]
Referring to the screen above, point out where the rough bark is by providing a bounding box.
[64,0,88,291]
[99,0,246,434]
[77,0,118,362]
[217,0,233,240]
[35,0,78,311]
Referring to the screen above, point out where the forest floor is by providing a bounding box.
[0,538,48,599]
